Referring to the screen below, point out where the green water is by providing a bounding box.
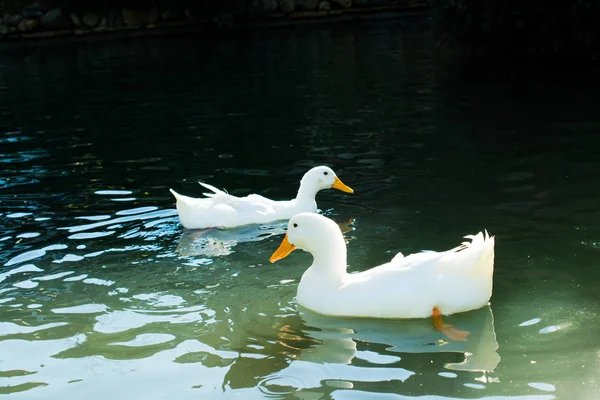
[1,20,599,400]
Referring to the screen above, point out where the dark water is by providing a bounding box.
[1,19,599,399]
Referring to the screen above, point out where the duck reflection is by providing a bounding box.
[296,304,500,373]
[176,218,356,258]
[221,304,500,391]
[176,223,287,257]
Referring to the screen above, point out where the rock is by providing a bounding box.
[268,0,279,12]
[108,9,124,28]
[18,18,39,32]
[22,9,43,18]
[122,9,160,27]
[69,13,82,27]
[22,2,50,18]
[9,26,16,33]
[319,1,331,10]
[353,0,390,5]
[331,0,352,7]
[253,0,278,13]
[4,12,23,26]
[161,10,183,21]
[210,14,235,30]
[150,9,160,24]
[232,0,249,14]
[99,16,108,29]
[122,8,143,27]
[280,0,295,13]
[0,24,9,35]
[82,13,101,28]
[40,8,72,30]
[294,0,320,10]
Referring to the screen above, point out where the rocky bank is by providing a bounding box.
[0,0,428,43]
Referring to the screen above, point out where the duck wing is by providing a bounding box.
[199,182,277,215]
[390,231,494,274]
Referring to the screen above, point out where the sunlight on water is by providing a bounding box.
[1,20,600,400]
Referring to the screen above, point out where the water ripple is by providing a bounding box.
[4,244,68,267]
[59,209,177,233]
[52,304,108,314]
[0,322,68,336]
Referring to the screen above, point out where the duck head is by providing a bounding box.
[300,166,353,195]
[269,212,345,263]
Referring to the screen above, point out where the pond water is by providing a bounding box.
[1,19,599,400]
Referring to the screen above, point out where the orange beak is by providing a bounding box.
[270,234,296,263]
[331,176,354,193]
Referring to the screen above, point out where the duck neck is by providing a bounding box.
[295,180,318,206]
[309,236,348,282]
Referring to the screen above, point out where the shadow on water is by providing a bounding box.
[0,17,599,400]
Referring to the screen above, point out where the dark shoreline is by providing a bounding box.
[0,3,429,53]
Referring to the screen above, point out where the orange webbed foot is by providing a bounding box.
[337,218,355,235]
[432,307,470,342]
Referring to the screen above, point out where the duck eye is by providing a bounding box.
[323,172,328,175]
[293,223,298,228]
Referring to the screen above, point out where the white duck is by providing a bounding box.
[169,166,353,230]
[270,212,495,340]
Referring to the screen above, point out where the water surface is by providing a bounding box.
[1,20,599,399]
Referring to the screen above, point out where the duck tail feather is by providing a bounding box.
[169,188,181,199]
[199,182,231,197]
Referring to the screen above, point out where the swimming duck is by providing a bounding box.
[270,212,495,340]
[169,166,353,230]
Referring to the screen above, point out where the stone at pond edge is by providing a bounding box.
[82,13,101,28]
[21,10,43,18]
[40,8,72,30]
[18,18,39,32]
[108,9,124,28]
[22,2,50,19]
[280,0,295,13]
[217,0,247,14]
[0,24,8,36]
[331,0,352,7]
[99,16,108,29]
[147,9,161,25]
[295,0,320,10]
[122,9,160,27]
[4,13,23,26]
[253,0,278,13]
[354,0,391,5]
[69,13,82,27]
[210,14,235,30]
[160,10,183,22]
[319,1,331,10]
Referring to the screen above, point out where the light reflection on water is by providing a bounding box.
[1,19,600,400]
